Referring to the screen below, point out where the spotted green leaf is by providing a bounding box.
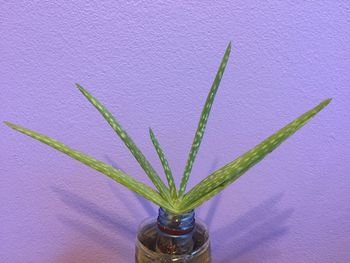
[4,121,175,212]
[76,84,171,202]
[5,43,332,216]
[180,98,332,210]
[178,42,232,197]
[149,128,177,200]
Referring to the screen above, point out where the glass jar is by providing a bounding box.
[135,208,211,263]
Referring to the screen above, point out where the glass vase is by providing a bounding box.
[135,208,211,263]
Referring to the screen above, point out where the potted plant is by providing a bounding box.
[5,42,331,262]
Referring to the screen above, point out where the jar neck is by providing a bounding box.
[157,207,195,236]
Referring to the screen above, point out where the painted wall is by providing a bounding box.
[1,1,349,262]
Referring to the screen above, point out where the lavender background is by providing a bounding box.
[1,1,349,262]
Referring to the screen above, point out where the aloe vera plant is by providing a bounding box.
[5,42,331,215]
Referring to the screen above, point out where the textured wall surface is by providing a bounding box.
[1,1,349,262]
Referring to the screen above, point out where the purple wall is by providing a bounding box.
[1,1,349,262]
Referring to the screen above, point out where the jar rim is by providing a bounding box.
[136,217,210,259]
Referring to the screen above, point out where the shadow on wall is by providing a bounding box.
[53,222,130,263]
[51,188,292,263]
[52,186,135,262]
[104,155,224,220]
[104,155,157,218]
[197,157,221,227]
[52,187,292,263]
[52,153,292,262]
[51,157,223,262]
[213,193,294,263]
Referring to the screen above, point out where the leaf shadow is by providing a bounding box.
[52,186,135,236]
[104,155,157,218]
[55,216,131,262]
[104,154,222,222]
[51,154,291,262]
[212,193,293,262]
[199,157,221,227]
[51,184,137,262]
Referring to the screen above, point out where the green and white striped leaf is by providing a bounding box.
[4,122,175,212]
[76,84,171,202]
[149,128,177,200]
[178,42,232,197]
[180,98,331,210]
[4,43,332,216]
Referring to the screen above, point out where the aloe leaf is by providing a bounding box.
[76,84,171,201]
[4,122,176,211]
[149,128,177,200]
[180,98,331,210]
[178,42,232,197]
[181,184,226,213]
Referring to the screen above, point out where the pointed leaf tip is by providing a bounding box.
[4,121,173,210]
[4,121,17,129]
[149,126,177,199]
[76,83,85,92]
[180,97,332,210]
[4,121,11,127]
[76,86,171,201]
[178,42,232,197]
[315,98,332,112]
[324,98,332,105]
